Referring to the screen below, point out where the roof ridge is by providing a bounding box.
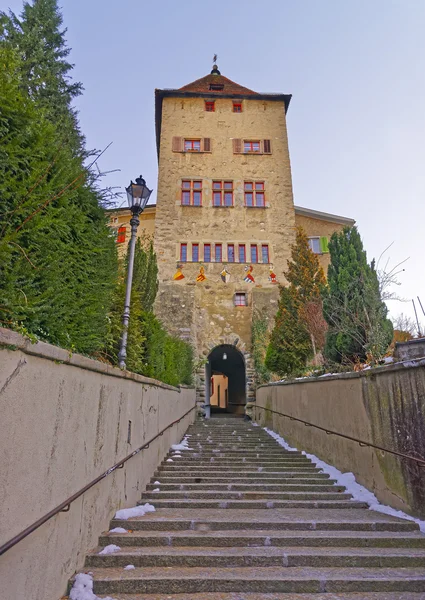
[178,72,258,96]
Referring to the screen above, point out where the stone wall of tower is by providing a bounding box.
[153,95,296,404]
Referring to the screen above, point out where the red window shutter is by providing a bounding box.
[263,139,271,154]
[233,138,242,154]
[202,138,211,152]
[116,226,126,244]
[172,137,183,152]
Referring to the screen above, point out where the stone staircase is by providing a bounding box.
[71,417,425,598]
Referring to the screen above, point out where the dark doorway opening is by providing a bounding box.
[206,344,246,415]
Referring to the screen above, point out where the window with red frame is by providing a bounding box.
[234,292,247,306]
[212,181,233,207]
[192,243,199,262]
[243,140,260,153]
[261,244,269,263]
[181,180,202,206]
[244,181,265,207]
[238,244,246,263]
[180,243,187,262]
[227,244,235,262]
[215,243,222,262]
[184,139,201,152]
[204,244,211,262]
[233,103,242,113]
[205,101,215,112]
[251,244,258,263]
[116,226,126,243]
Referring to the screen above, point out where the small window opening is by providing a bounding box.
[233,103,242,113]
[209,83,224,91]
[234,292,248,307]
[205,101,215,112]
[308,238,321,254]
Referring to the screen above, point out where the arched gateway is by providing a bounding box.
[204,344,246,417]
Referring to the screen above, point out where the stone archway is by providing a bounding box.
[206,344,246,416]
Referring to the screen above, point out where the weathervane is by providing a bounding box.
[213,54,218,65]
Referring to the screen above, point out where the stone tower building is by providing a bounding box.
[108,64,354,414]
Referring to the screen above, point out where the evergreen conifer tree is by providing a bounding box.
[265,227,326,377]
[323,226,393,364]
[0,0,83,152]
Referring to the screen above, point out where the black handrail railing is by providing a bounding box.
[254,405,425,467]
[0,404,196,557]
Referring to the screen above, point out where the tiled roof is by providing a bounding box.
[179,73,258,96]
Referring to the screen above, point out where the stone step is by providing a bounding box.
[188,441,283,446]
[158,465,320,472]
[136,499,367,509]
[86,545,425,569]
[88,566,425,594]
[188,435,282,442]
[162,462,316,469]
[146,483,344,492]
[68,419,424,598]
[100,529,425,549]
[153,471,332,480]
[142,491,351,500]
[177,450,303,456]
[188,438,277,442]
[87,593,425,600]
[109,508,419,532]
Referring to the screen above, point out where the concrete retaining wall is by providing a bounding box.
[0,328,196,600]
[256,360,425,519]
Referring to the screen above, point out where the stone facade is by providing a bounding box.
[107,67,354,412]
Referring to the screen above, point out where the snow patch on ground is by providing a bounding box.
[166,459,174,462]
[115,503,155,520]
[264,427,425,533]
[152,488,160,492]
[171,436,193,451]
[108,527,128,534]
[69,573,116,600]
[98,544,120,555]
[154,480,160,484]
[124,564,135,570]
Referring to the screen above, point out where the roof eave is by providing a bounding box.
[295,205,355,226]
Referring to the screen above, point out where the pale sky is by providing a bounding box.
[6,0,425,326]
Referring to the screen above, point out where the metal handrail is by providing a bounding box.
[254,405,425,467]
[0,404,196,556]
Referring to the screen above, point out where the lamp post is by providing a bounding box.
[118,176,153,369]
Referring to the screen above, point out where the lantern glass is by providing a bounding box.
[126,176,152,211]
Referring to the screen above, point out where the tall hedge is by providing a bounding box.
[0,38,117,353]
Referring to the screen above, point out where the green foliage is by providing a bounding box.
[323,226,393,364]
[251,315,271,384]
[1,0,84,152]
[265,286,312,377]
[106,240,194,386]
[0,8,117,354]
[265,227,327,378]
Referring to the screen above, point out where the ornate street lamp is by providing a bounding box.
[118,176,153,369]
